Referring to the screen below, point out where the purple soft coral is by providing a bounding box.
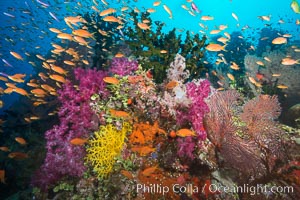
[186,79,210,140]
[177,137,196,159]
[32,68,108,191]
[109,57,138,76]
[176,80,211,159]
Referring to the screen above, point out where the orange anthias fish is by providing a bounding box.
[0,170,5,184]
[230,62,240,70]
[13,87,29,96]
[63,60,76,66]
[0,146,10,152]
[73,36,89,46]
[49,28,62,33]
[277,84,288,89]
[272,37,287,44]
[10,51,24,61]
[206,43,226,52]
[8,76,25,83]
[31,88,47,96]
[49,74,66,83]
[8,73,26,80]
[99,8,116,16]
[57,33,73,40]
[103,16,121,23]
[121,170,134,179]
[103,76,119,84]
[176,129,196,137]
[153,1,161,6]
[8,152,29,160]
[27,82,39,88]
[137,22,150,30]
[114,53,124,58]
[142,165,158,176]
[227,73,235,81]
[248,76,257,85]
[70,138,88,145]
[128,75,143,84]
[164,80,178,90]
[131,146,156,156]
[147,8,156,13]
[201,16,214,21]
[109,109,130,118]
[256,61,265,66]
[41,84,55,92]
[50,64,68,75]
[15,137,27,145]
[210,30,221,35]
[281,58,299,65]
[72,29,95,39]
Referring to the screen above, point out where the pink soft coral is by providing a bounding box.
[176,79,211,159]
[109,57,138,76]
[32,68,108,191]
[185,79,210,140]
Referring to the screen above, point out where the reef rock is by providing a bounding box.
[287,103,300,128]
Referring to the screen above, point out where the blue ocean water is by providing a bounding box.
[0,1,298,114]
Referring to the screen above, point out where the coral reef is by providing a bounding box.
[244,46,300,126]
[125,11,207,83]
[287,103,300,128]
[244,47,300,97]
[185,79,211,139]
[176,137,196,159]
[166,54,190,82]
[3,2,300,199]
[86,123,131,178]
[204,90,286,181]
[32,68,108,190]
[109,57,138,76]
[256,28,284,56]
[82,13,124,70]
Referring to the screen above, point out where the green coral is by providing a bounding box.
[90,75,131,124]
[53,182,74,193]
[85,123,132,179]
[125,11,207,83]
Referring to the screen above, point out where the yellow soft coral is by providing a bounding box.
[86,122,132,178]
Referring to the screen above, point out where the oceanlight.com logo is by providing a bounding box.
[134,183,294,197]
[208,183,294,196]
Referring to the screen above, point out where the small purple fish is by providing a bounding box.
[2,59,13,67]
[191,2,200,13]
[25,1,32,9]
[119,29,124,37]
[49,12,59,22]
[0,72,9,77]
[3,12,15,18]
[36,0,49,7]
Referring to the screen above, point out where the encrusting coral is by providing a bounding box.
[86,123,132,179]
